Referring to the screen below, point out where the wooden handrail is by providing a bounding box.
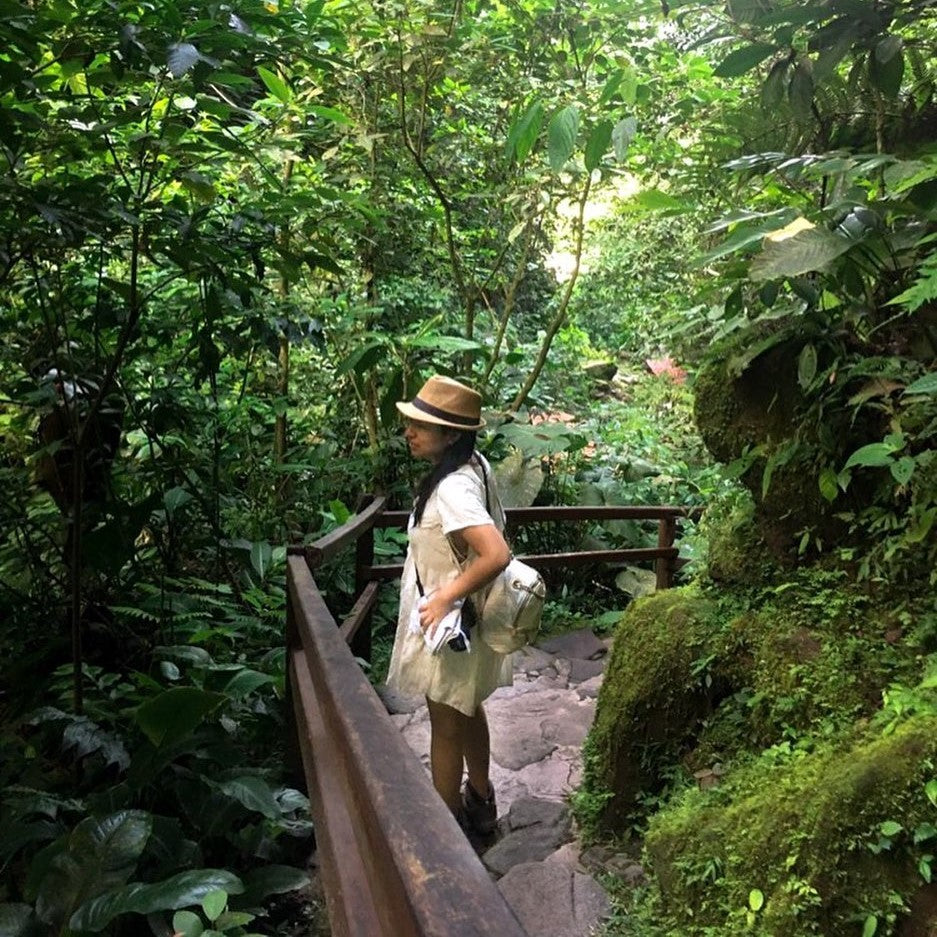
[287,495,388,568]
[374,503,702,528]
[287,557,527,937]
[286,496,701,935]
[360,546,680,581]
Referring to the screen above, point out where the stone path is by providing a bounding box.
[377,628,642,937]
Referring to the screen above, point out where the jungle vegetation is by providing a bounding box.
[0,0,935,934]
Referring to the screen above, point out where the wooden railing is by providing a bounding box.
[286,498,699,936]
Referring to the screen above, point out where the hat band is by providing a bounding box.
[411,396,479,427]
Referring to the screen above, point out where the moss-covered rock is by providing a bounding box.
[580,572,921,833]
[692,343,837,558]
[641,716,937,936]
[698,488,776,587]
[692,343,803,466]
[583,586,720,830]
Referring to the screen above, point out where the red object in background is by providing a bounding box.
[645,356,687,384]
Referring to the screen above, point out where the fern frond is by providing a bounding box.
[890,250,937,313]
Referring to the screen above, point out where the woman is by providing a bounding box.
[387,375,512,835]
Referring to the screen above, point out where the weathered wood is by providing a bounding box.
[305,495,387,567]
[518,547,679,569]
[362,546,679,581]
[282,597,305,791]
[656,517,677,589]
[373,504,702,529]
[351,497,377,660]
[289,647,385,937]
[287,556,527,937]
[284,495,704,935]
[339,580,381,645]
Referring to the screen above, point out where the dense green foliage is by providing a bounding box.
[1,0,935,933]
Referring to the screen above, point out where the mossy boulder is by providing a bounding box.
[580,572,919,833]
[698,488,776,587]
[692,344,836,558]
[692,342,803,466]
[583,586,721,830]
[642,716,937,936]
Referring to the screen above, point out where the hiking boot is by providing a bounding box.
[453,806,473,835]
[462,780,497,835]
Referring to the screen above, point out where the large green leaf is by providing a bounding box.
[257,66,291,103]
[584,120,613,171]
[168,43,200,78]
[134,688,226,747]
[749,227,853,281]
[761,59,788,108]
[614,565,656,598]
[869,36,904,97]
[35,812,152,928]
[223,669,275,699]
[495,421,576,458]
[307,104,351,125]
[506,99,543,163]
[547,105,579,171]
[172,910,204,937]
[696,213,798,265]
[406,334,483,353]
[69,869,243,933]
[491,448,543,508]
[249,540,273,580]
[627,189,686,212]
[235,865,311,908]
[335,340,386,376]
[843,443,895,470]
[714,43,776,77]
[611,117,636,162]
[788,60,814,120]
[218,776,281,819]
[904,373,937,395]
[797,343,817,389]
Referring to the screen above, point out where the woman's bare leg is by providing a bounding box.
[462,704,491,798]
[426,697,467,812]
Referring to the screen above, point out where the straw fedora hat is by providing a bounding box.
[396,375,486,431]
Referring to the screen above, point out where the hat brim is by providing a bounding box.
[396,400,485,431]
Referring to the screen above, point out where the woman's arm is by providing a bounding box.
[417,523,510,632]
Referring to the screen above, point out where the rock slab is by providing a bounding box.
[498,860,611,937]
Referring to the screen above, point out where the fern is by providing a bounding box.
[890,249,937,313]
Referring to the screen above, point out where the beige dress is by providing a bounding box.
[386,455,513,716]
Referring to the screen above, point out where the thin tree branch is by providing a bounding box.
[510,174,592,411]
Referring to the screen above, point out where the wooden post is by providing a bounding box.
[351,495,376,663]
[283,585,306,793]
[656,516,676,590]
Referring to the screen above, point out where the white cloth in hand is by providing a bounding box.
[409,594,469,654]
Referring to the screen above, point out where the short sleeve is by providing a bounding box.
[435,469,494,535]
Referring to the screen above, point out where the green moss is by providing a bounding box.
[582,572,921,836]
[640,717,937,936]
[699,488,775,586]
[582,586,718,830]
[692,342,843,558]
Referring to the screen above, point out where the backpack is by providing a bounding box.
[473,458,546,654]
[478,555,546,654]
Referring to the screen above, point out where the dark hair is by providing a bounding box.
[412,430,477,525]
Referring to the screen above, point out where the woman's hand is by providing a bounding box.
[417,523,510,635]
[418,590,458,634]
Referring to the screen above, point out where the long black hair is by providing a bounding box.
[412,430,477,525]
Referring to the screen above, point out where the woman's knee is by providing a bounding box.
[427,698,467,739]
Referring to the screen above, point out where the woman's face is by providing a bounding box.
[403,418,457,463]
